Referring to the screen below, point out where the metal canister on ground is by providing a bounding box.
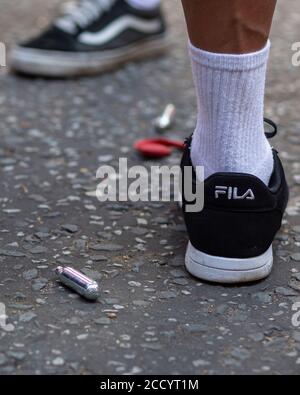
[55,266,99,301]
[154,104,176,132]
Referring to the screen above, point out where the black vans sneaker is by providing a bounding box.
[10,0,167,77]
[181,121,289,284]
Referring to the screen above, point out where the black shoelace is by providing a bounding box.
[264,118,278,139]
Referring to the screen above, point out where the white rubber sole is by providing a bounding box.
[10,34,169,77]
[185,242,273,284]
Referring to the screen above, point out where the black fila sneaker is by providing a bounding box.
[181,121,289,284]
[10,0,167,77]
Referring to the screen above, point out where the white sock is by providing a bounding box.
[126,0,161,11]
[189,41,274,185]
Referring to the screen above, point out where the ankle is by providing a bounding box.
[191,132,274,185]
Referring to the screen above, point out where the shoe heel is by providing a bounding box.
[185,242,273,284]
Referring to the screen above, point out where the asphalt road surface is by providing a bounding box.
[0,0,300,375]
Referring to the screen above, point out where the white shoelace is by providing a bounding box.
[56,0,117,34]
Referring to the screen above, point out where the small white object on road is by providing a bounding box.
[154,104,176,132]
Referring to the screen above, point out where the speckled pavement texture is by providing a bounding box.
[0,0,300,375]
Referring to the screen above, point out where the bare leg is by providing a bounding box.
[180,0,277,184]
[182,0,277,54]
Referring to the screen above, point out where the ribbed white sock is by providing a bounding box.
[126,0,161,10]
[189,41,274,185]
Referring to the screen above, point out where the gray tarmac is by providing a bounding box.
[0,0,300,375]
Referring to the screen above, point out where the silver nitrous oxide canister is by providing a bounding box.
[55,266,99,301]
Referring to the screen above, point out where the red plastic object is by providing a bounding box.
[134,138,185,158]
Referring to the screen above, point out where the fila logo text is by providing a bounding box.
[215,186,255,200]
